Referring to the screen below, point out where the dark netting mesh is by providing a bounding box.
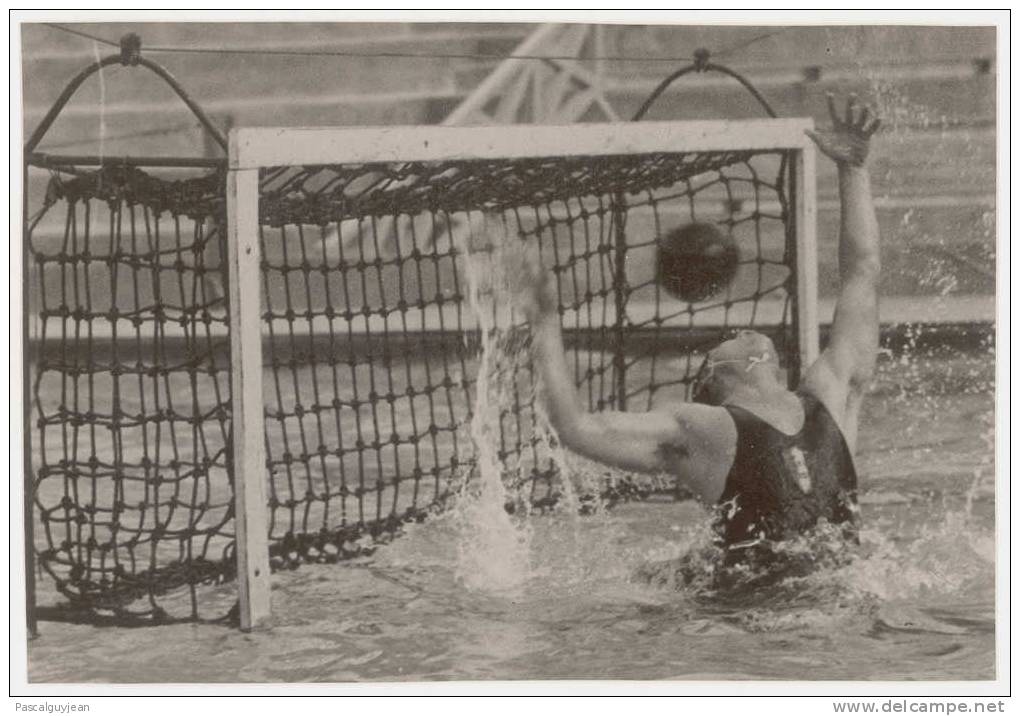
[28,164,234,621]
[27,146,794,622]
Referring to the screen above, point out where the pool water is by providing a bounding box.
[26,350,996,682]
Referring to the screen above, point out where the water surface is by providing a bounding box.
[27,351,995,682]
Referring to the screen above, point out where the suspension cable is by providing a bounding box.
[42,22,789,65]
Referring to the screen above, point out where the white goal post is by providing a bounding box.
[226,118,818,630]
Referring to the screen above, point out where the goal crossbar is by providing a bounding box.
[230,118,814,169]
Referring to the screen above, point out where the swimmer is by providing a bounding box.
[521,94,881,561]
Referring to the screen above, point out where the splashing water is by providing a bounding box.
[452,218,533,594]
[836,508,993,604]
[826,27,996,315]
[450,216,619,594]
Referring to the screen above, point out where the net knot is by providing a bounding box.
[119,33,142,66]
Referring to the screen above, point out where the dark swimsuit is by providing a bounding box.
[635,390,860,591]
[716,391,859,562]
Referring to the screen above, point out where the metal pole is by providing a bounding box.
[23,160,38,639]
[226,157,272,631]
[792,145,820,380]
[611,194,629,410]
[27,153,225,169]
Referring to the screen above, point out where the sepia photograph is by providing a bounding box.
[11,9,1007,699]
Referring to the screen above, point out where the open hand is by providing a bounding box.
[806,93,881,167]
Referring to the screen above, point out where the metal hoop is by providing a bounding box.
[631,49,778,122]
[25,33,227,155]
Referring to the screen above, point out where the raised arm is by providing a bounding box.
[518,258,734,503]
[803,94,882,442]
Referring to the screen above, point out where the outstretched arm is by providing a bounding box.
[803,94,882,439]
[519,261,734,502]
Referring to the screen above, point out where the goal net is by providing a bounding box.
[26,119,815,622]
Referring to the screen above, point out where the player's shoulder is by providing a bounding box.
[667,401,738,450]
[659,402,737,502]
[670,399,731,422]
[798,358,862,434]
[803,348,869,397]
